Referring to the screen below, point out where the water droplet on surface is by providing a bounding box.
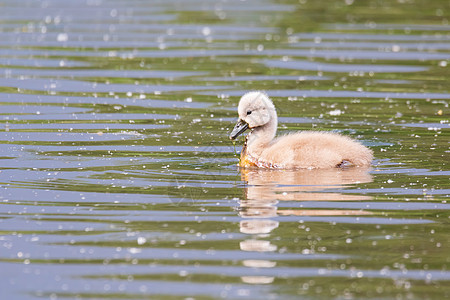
[201,27,211,36]
[56,33,68,42]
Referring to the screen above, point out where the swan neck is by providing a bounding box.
[247,116,277,155]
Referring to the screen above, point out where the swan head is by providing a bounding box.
[229,91,276,140]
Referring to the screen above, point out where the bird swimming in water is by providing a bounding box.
[229,91,373,169]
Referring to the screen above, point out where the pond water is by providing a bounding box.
[0,0,449,299]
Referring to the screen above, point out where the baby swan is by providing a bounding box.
[229,91,373,169]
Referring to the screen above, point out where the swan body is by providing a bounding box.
[229,91,373,169]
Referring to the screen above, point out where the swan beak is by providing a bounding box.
[229,119,249,140]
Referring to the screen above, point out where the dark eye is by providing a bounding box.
[246,110,252,115]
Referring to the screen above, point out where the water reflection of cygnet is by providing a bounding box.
[242,167,374,203]
[238,167,373,284]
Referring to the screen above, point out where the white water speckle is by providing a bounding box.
[202,27,211,36]
[56,33,68,42]
[137,237,146,245]
[328,109,342,116]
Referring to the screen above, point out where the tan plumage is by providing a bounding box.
[229,91,373,169]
